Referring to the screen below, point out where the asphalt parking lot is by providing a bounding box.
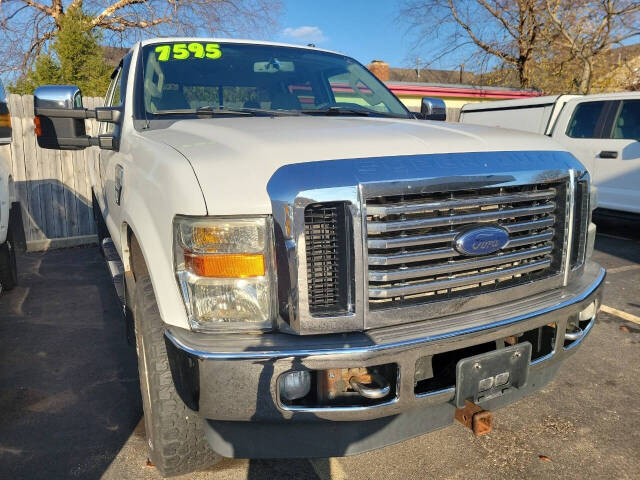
[1,214,639,480]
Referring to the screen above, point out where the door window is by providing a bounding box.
[110,69,123,107]
[612,100,640,141]
[566,101,606,138]
[101,69,121,134]
[104,69,123,134]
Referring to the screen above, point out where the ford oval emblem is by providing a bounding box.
[455,226,509,256]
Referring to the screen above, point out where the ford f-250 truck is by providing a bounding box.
[33,39,605,477]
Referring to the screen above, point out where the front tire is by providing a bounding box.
[134,274,220,477]
[0,225,18,291]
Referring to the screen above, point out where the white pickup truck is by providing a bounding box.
[0,80,18,292]
[33,39,604,477]
[460,93,640,216]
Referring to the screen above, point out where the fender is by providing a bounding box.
[116,133,207,330]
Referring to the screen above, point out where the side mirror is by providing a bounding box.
[34,85,86,150]
[0,89,11,146]
[419,97,447,121]
[34,85,120,150]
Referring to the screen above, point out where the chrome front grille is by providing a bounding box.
[366,182,567,309]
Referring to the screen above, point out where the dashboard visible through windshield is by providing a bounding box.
[136,41,411,119]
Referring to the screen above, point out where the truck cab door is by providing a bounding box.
[552,99,608,174]
[550,98,640,214]
[98,59,129,252]
[95,70,120,211]
[593,99,640,214]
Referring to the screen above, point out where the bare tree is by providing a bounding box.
[544,0,640,93]
[401,0,544,88]
[0,0,280,76]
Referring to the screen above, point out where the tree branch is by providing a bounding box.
[90,0,149,28]
[20,0,54,16]
[447,0,517,62]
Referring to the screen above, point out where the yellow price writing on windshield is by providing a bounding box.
[155,43,222,61]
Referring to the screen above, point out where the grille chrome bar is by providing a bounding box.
[369,231,553,266]
[504,231,554,248]
[369,245,553,282]
[503,217,555,233]
[366,189,556,216]
[368,231,457,249]
[367,203,556,234]
[369,247,457,266]
[369,260,552,299]
[367,217,555,249]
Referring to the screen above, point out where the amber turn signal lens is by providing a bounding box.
[34,116,42,136]
[185,253,265,278]
[0,113,10,128]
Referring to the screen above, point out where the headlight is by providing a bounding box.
[174,216,277,332]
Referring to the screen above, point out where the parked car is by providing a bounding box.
[0,80,18,292]
[460,93,640,215]
[33,39,604,477]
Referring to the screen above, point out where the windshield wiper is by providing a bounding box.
[301,106,372,116]
[153,107,255,117]
[153,106,302,117]
[301,106,407,118]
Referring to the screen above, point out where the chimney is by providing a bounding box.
[368,60,390,82]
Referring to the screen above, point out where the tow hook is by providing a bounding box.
[455,400,493,436]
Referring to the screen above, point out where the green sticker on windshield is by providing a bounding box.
[155,43,222,61]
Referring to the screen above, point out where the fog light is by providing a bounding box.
[280,371,311,401]
[579,300,597,321]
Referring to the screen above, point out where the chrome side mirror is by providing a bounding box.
[34,85,119,151]
[419,97,447,121]
[34,85,87,149]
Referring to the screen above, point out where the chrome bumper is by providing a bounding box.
[164,262,604,458]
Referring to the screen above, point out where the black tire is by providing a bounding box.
[0,225,17,291]
[92,192,109,246]
[133,274,220,477]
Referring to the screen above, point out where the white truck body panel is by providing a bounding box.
[460,92,640,214]
[146,115,564,217]
[459,95,581,135]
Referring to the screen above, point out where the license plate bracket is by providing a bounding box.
[454,342,531,408]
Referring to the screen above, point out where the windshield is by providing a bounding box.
[137,41,410,119]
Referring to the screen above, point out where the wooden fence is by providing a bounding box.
[3,94,104,250]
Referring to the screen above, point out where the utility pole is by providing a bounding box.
[417,57,421,80]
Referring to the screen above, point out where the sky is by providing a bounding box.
[269,1,419,68]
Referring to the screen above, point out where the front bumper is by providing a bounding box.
[165,262,605,458]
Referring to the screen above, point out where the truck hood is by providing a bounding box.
[143,116,566,215]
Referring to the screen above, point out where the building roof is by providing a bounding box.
[388,67,477,84]
[385,81,542,99]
